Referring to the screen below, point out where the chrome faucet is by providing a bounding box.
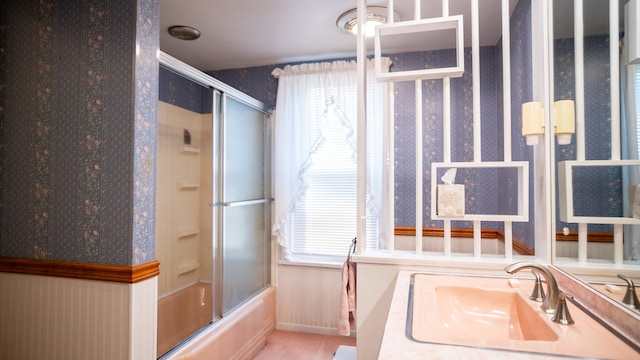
[504,261,559,314]
[618,274,640,310]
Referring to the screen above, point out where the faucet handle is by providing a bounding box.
[529,270,546,302]
[551,292,575,325]
[617,274,640,310]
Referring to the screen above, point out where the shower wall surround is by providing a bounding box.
[0,0,159,266]
[211,0,537,248]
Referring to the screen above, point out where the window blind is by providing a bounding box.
[290,85,379,258]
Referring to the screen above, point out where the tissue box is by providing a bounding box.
[437,184,465,217]
[630,185,640,218]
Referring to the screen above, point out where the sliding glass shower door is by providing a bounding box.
[213,93,271,315]
[157,57,271,358]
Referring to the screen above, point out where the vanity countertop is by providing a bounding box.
[378,270,639,360]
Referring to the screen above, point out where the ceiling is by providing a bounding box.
[159,0,518,72]
[553,0,628,41]
[159,0,625,72]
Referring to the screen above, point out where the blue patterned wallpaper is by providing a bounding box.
[390,47,507,231]
[498,0,534,246]
[159,66,212,114]
[554,35,620,234]
[0,0,159,265]
[132,0,159,265]
[210,0,535,247]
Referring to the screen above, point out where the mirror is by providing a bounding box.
[551,0,640,308]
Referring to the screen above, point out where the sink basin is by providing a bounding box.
[405,273,640,358]
[433,285,557,342]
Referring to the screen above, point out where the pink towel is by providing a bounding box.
[338,260,356,336]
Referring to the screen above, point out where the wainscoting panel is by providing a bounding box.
[394,236,507,254]
[556,241,614,260]
[276,264,347,336]
[0,272,156,360]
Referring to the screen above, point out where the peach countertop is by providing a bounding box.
[377,271,639,360]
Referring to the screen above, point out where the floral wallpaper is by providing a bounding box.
[33,0,55,260]
[0,3,4,261]
[390,47,504,230]
[159,66,212,114]
[554,34,620,234]
[0,0,159,265]
[497,0,534,246]
[132,0,159,265]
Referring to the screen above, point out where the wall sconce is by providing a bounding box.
[554,100,575,145]
[521,101,544,146]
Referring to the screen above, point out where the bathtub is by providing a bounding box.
[161,286,275,360]
[157,283,213,356]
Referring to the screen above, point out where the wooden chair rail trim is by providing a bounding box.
[0,230,610,282]
[395,226,499,238]
[0,257,160,284]
[395,227,614,254]
[395,226,534,256]
[554,231,613,243]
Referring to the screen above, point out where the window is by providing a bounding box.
[272,59,390,262]
[290,90,378,258]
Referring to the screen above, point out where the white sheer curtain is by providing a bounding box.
[270,58,391,260]
[621,40,640,261]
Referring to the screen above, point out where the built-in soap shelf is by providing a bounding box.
[558,160,640,225]
[430,161,529,222]
[177,260,200,276]
[176,227,199,240]
[178,145,200,154]
[177,181,199,190]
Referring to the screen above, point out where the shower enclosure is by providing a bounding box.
[156,53,271,357]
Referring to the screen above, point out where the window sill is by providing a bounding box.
[277,255,346,269]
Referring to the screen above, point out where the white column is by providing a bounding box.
[501,0,514,257]
[443,0,452,257]
[610,0,624,265]
[356,0,367,254]
[471,0,482,258]
[502,0,512,163]
[574,0,587,263]
[416,80,423,254]
[387,82,395,252]
[505,221,513,260]
[472,0,481,163]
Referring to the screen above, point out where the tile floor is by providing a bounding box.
[253,330,357,360]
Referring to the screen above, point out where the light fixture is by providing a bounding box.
[168,26,201,41]
[336,6,400,37]
[521,101,545,146]
[554,100,575,145]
